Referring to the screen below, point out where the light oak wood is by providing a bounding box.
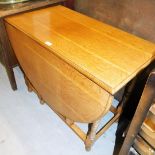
[0,0,66,91]
[5,5,155,94]
[5,6,155,150]
[6,23,112,123]
[85,119,101,151]
[57,112,87,141]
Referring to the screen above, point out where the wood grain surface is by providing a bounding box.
[5,6,155,94]
[6,23,112,123]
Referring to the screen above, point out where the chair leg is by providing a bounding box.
[119,70,155,155]
[85,119,101,151]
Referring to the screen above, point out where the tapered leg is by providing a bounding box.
[0,18,17,90]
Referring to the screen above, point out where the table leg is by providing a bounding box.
[85,119,101,151]
[113,78,137,155]
[0,18,17,90]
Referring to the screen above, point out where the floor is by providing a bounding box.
[0,63,117,155]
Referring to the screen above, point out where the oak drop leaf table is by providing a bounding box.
[5,5,155,150]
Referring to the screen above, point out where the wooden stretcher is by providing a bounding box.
[5,6,155,150]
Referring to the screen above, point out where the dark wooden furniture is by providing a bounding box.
[113,61,155,155]
[119,70,155,155]
[0,0,75,90]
